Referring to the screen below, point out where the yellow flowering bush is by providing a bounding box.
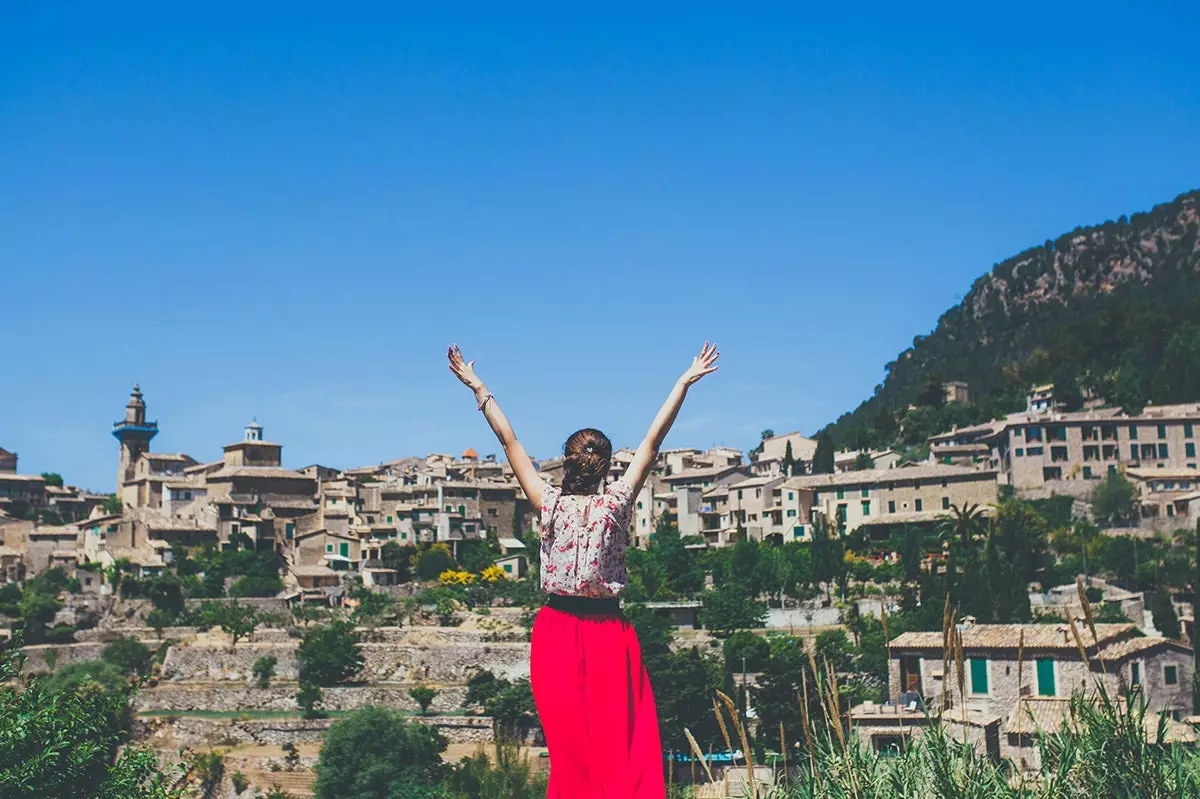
[438,569,476,586]
[480,565,507,582]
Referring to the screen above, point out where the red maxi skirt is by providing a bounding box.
[531,604,666,799]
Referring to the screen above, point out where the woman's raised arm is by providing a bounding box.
[623,342,720,496]
[447,345,544,512]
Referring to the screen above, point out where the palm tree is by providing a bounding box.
[938,503,985,550]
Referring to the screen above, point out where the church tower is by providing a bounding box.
[112,384,158,492]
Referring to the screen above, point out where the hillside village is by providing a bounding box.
[3,380,1200,795]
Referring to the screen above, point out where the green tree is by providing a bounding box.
[0,639,182,798]
[46,660,129,695]
[482,679,537,742]
[1092,472,1138,527]
[252,655,278,689]
[463,670,501,710]
[210,601,258,648]
[40,472,64,488]
[782,440,796,477]
[297,621,364,686]
[295,682,325,719]
[313,706,446,799]
[852,451,874,470]
[102,494,123,515]
[350,583,396,626]
[699,583,767,637]
[722,631,771,672]
[1151,589,1181,639]
[19,588,63,643]
[414,543,455,580]
[145,609,172,640]
[378,542,415,583]
[102,638,153,676]
[812,433,836,475]
[408,685,439,716]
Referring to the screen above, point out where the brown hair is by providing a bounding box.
[561,428,612,495]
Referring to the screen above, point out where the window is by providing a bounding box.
[787,509,797,517]
[1083,426,1097,441]
[1015,448,1025,457]
[914,499,923,512]
[1082,466,1093,480]
[285,523,295,541]
[444,505,452,512]
[488,508,498,516]
[464,523,475,533]
[458,504,466,515]
[793,525,805,538]
[1043,466,1062,480]
[1159,444,1169,459]
[340,542,349,557]
[738,490,743,500]
[401,532,408,540]
[386,515,393,523]
[1158,424,1168,439]
[1188,443,1197,459]
[755,488,762,498]
[1083,445,1099,461]
[1049,426,1067,442]
[1103,444,1118,460]
[837,489,845,500]
[1051,446,1069,462]
[326,543,333,553]
[942,497,950,510]
[1131,662,1141,687]
[1142,444,1158,460]
[1131,445,1140,460]
[969,658,989,695]
[503,563,512,573]
[637,501,643,510]
[1027,426,1043,441]
[1186,423,1195,438]
[1129,425,1139,440]
[836,504,847,523]
[888,500,896,514]
[861,501,871,516]
[1027,446,1044,456]
[861,488,869,498]
[1165,665,1179,686]
[1037,659,1056,697]
[788,492,794,501]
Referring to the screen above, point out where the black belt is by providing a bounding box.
[547,593,621,615]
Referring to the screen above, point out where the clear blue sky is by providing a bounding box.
[3,2,1198,492]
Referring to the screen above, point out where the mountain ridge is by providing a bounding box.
[823,188,1200,451]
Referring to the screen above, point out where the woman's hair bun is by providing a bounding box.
[562,428,612,495]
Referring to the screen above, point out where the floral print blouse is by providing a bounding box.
[539,478,635,598]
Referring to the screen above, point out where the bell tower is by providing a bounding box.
[112,384,158,492]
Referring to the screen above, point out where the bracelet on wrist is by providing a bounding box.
[477,393,495,411]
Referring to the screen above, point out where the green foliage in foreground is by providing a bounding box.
[687,688,1200,799]
[0,636,183,799]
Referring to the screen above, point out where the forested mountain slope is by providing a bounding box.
[823,189,1200,450]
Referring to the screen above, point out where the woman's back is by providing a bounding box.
[539,479,634,598]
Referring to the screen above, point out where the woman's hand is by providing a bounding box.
[447,345,484,391]
[679,341,720,386]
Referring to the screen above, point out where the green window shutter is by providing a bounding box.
[1165,665,1178,685]
[326,544,333,552]
[458,504,466,515]
[1187,443,1197,458]
[969,658,989,694]
[1036,659,1055,696]
[340,542,349,557]
[386,515,393,523]
[1131,662,1141,686]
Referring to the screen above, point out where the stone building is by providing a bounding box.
[0,447,17,473]
[751,432,818,478]
[783,464,999,540]
[928,393,1200,496]
[880,620,1195,774]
